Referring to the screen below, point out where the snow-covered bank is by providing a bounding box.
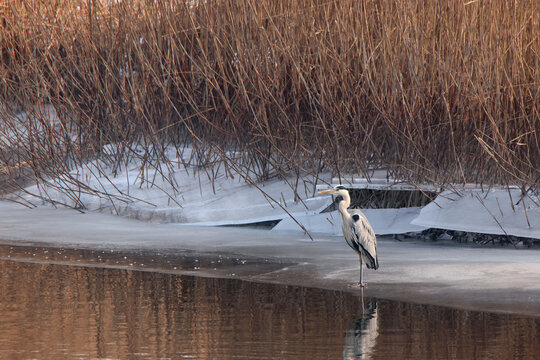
[18,146,428,236]
[412,189,540,241]
[21,147,326,224]
[15,146,540,242]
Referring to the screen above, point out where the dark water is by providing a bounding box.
[1,254,540,359]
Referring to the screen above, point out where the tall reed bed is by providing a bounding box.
[0,0,538,202]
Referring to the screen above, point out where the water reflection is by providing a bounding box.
[1,252,540,359]
[0,259,360,359]
[343,295,378,359]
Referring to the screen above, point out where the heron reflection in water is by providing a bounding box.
[319,185,379,287]
[343,294,379,359]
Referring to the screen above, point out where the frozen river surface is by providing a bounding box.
[2,201,540,358]
[0,201,540,316]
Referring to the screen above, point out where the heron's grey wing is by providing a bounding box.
[350,211,378,269]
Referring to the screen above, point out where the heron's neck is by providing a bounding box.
[338,194,351,219]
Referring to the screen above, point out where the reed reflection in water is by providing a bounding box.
[1,259,540,359]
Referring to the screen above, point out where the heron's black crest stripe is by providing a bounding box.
[335,185,346,190]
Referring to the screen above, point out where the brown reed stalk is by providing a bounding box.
[0,0,537,208]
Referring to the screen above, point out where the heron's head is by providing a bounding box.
[318,185,349,198]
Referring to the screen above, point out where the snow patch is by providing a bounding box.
[18,144,539,240]
[412,189,540,240]
[21,146,332,227]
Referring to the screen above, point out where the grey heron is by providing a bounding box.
[319,185,379,287]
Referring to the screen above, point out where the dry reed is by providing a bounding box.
[0,0,538,205]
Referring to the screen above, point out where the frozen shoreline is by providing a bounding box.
[16,146,539,242]
[1,200,540,317]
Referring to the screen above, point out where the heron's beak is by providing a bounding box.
[318,189,335,195]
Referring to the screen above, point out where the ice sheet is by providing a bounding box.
[412,189,540,240]
[1,200,540,316]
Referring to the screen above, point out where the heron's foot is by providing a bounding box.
[348,282,367,289]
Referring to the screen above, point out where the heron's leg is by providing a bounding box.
[348,255,367,289]
[359,254,366,287]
